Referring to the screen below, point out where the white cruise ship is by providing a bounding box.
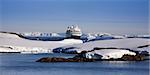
[66,25,82,39]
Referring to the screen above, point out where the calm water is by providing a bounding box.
[0,53,149,75]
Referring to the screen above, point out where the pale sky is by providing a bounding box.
[1,0,149,35]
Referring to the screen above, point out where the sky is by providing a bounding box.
[1,0,149,35]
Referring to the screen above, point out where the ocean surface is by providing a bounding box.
[0,53,149,75]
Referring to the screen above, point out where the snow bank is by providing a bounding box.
[0,32,83,54]
[94,49,136,59]
[64,38,149,52]
[59,39,83,44]
[0,46,51,54]
[0,32,21,39]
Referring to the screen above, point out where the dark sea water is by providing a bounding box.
[0,53,149,75]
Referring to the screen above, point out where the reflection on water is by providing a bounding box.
[0,53,149,75]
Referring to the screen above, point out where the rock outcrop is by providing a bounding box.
[36,54,148,62]
[36,57,95,62]
[121,54,144,61]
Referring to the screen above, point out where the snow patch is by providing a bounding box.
[94,49,136,59]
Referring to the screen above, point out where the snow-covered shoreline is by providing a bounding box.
[0,32,83,54]
[0,32,149,60]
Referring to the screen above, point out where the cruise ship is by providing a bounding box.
[66,25,82,39]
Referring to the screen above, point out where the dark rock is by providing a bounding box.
[36,57,95,62]
[121,54,144,61]
[137,45,150,48]
[93,47,118,50]
[36,53,148,62]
